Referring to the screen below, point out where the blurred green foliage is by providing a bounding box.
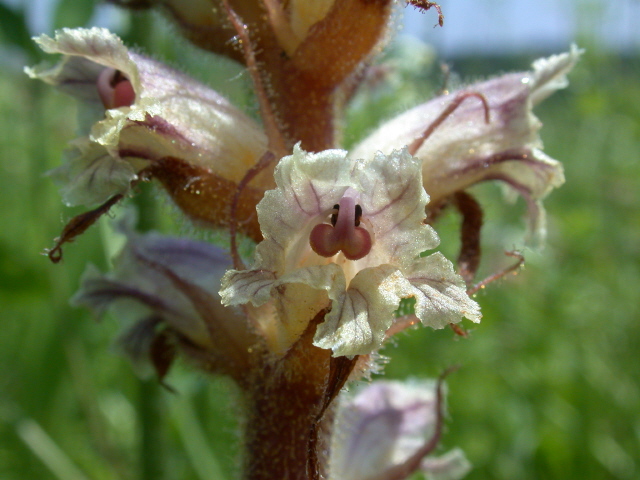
[1,1,639,480]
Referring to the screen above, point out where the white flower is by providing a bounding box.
[220,145,480,356]
[329,380,471,480]
[72,223,255,379]
[26,27,268,207]
[352,46,582,239]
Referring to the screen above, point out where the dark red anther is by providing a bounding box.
[97,68,136,109]
[309,196,372,261]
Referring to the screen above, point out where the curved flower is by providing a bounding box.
[26,27,268,207]
[220,145,480,356]
[329,380,471,480]
[352,46,582,239]
[72,223,255,379]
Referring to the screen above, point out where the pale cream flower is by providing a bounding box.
[220,145,480,357]
[352,46,582,239]
[26,27,267,207]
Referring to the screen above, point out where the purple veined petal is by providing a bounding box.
[26,27,268,207]
[221,145,479,356]
[313,265,406,356]
[353,149,439,269]
[73,228,256,375]
[404,253,482,330]
[329,380,467,480]
[351,46,581,240]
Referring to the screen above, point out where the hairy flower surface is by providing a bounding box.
[220,146,480,356]
[26,27,268,207]
[329,380,471,480]
[28,5,582,479]
[352,46,581,239]
[72,222,254,379]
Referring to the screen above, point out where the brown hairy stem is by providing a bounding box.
[241,308,336,480]
[307,355,359,480]
[221,0,395,153]
[221,0,289,157]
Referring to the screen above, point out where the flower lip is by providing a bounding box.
[350,46,582,242]
[309,195,372,261]
[221,146,481,356]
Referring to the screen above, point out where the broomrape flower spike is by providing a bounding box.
[27,2,582,478]
[220,145,481,357]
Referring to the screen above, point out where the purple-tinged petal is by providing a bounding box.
[221,146,479,356]
[26,28,268,207]
[352,46,581,240]
[421,448,471,480]
[329,380,469,480]
[73,227,256,376]
[74,232,230,347]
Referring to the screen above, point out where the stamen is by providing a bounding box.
[97,68,135,109]
[330,204,339,226]
[309,197,372,261]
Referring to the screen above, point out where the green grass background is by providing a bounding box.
[1,2,639,479]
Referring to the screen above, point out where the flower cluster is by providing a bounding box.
[28,2,580,478]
